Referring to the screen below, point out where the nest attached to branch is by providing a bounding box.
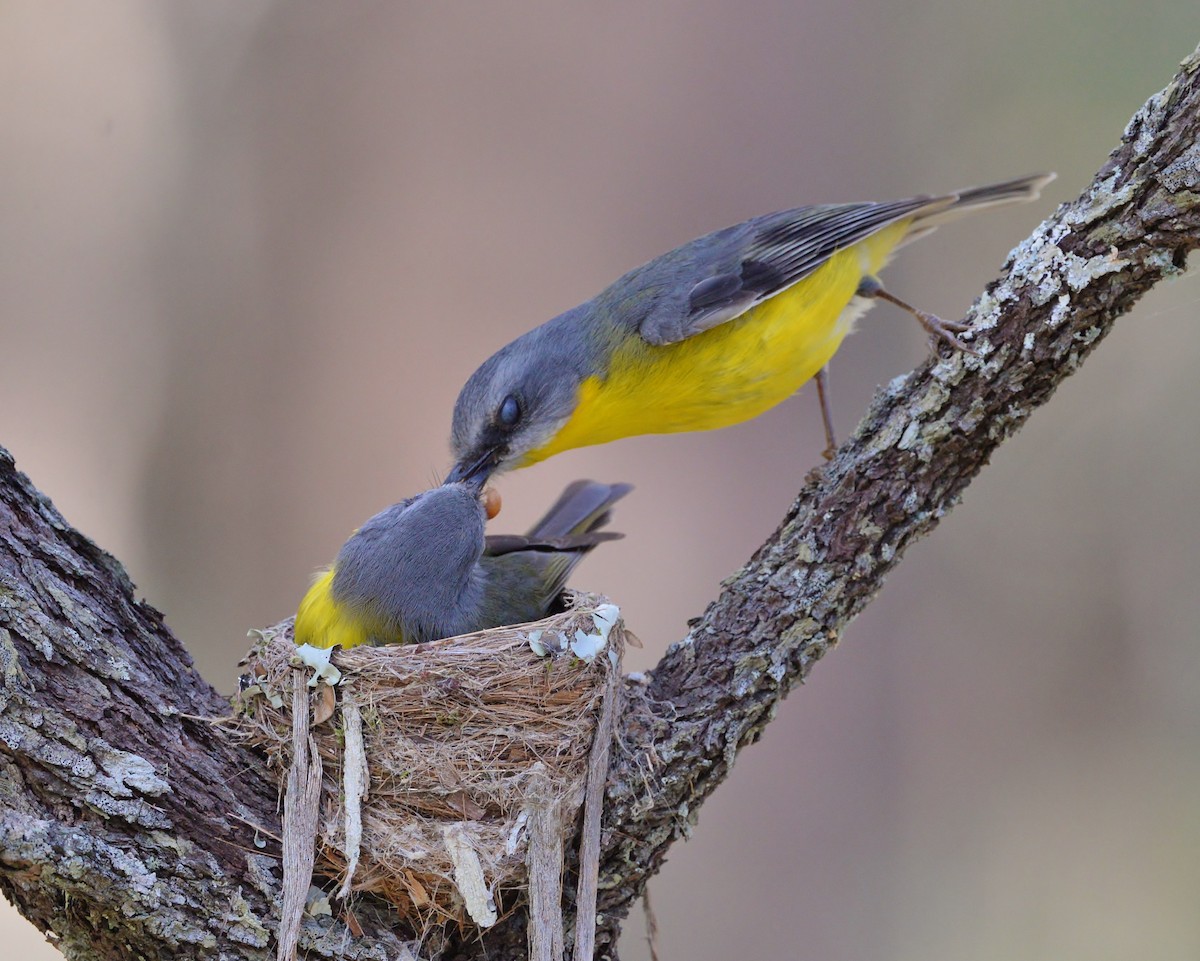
[232,591,623,938]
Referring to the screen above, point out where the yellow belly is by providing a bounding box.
[527,224,907,463]
[294,568,399,649]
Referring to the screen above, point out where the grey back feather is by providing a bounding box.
[330,485,488,644]
[595,173,1052,346]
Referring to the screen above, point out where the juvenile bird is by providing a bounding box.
[294,479,630,649]
[447,173,1054,486]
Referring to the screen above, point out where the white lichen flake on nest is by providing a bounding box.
[231,591,624,934]
[526,602,620,664]
[528,603,621,666]
[291,643,343,687]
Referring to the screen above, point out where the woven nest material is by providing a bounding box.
[232,591,623,930]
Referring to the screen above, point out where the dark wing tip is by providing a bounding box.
[526,480,634,539]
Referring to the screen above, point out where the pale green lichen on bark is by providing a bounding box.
[92,744,170,798]
[226,888,271,948]
[0,627,30,698]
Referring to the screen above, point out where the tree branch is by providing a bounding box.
[2,43,1199,961]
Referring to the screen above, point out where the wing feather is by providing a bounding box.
[668,197,936,339]
[623,174,1051,346]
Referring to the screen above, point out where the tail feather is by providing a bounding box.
[525,479,634,540]
[901,172,1055,243]
[951,172,1057,209]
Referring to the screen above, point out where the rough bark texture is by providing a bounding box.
[2,45,1199,961]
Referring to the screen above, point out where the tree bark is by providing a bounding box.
[3,44,1199,961]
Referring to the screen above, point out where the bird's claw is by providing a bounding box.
[917,310,980,357]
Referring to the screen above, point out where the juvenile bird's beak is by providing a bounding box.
[444,446,500,493]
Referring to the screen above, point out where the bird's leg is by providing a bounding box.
[856,275,979,355]
[815,366,837,460]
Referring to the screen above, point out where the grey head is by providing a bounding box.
[447,306,598,486]
[330,482,488,644]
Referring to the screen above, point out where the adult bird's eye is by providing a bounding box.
[497,394,521,428]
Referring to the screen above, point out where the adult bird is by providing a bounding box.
[447,173,1053,487]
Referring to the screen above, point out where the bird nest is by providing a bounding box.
[231,591,623,938]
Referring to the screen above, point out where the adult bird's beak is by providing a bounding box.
[444,446,500,493]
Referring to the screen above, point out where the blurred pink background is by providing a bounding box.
[3,3,1198,959]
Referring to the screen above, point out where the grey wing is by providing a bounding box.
[476,536,619,626]
[473,550,564,627]
[482,532,621,556]
[635,196,943,346]
[475,479,629,627]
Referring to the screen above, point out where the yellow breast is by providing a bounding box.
[294,567,398,649]
[525,224,908,464]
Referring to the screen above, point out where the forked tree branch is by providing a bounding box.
[2,44,1199,961]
